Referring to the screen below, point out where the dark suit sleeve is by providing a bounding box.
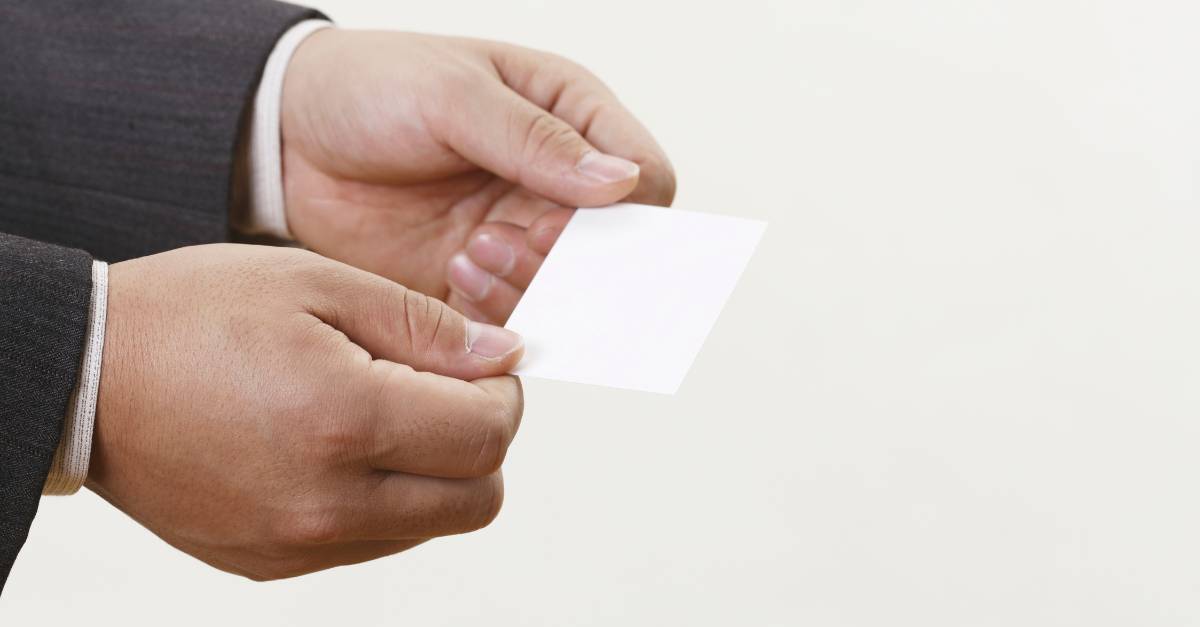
[0,0,327,594]
[0,0,325,262]
[0,233,92,591]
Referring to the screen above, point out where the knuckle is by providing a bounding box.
[402,288,436,328]
[494,378,524,427]
[386,284,413,320]
[306,414,364,464]
[392,287,450,353]
[643,157,678,206]
[287,250,344,298]
[465,414,510,476]
[438,65,481,99]
[282,383,364,466]
[365,359,416,443]
[281,248,328,278]
[277,505,345,546]
[509,378,525,423]
[490,391,521,436]
[521,112,580,163]
[489,386,520,426]
[465,473,505,532]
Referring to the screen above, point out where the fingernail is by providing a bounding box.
[447,252,493,302]
[577,151,639,184]
[466,321,523,359]
[467,233,516,277]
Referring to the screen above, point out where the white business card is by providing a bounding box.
[506,203,766,394]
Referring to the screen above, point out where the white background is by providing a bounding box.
[5,0,1200,624]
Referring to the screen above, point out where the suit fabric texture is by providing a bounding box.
[0,0,323,592]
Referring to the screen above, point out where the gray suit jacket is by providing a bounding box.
[0,0,323,592]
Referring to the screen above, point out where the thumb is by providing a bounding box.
[312,266,524,381]
[439,83,641,207]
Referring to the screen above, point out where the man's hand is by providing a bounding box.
[279,30,676,324]
[88,244,523,580]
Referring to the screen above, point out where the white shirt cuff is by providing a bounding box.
[235,19,334,239]
[44,260,108,496]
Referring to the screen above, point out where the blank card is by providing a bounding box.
[506,203,766,394]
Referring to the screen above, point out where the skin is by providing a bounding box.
[280,30,676,324]
[90,245,525,580]
[88,31,674,580]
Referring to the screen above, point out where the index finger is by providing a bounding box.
[486,43,677,207]
[363,360,523,479]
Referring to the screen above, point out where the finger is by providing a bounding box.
[525,207,575,257]
[446,252,526,325]
[366,363,522,478]
[303,259,523,380]
[485,185,564,229]
[434,80,640,208]
[451,212,576,323]
[488,45,677,206]
[456,210,574,292]
[355,470,506,540]
[462,222,546,290]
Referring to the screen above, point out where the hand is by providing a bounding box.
[279,29,676,324]
[89,244,524,580]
